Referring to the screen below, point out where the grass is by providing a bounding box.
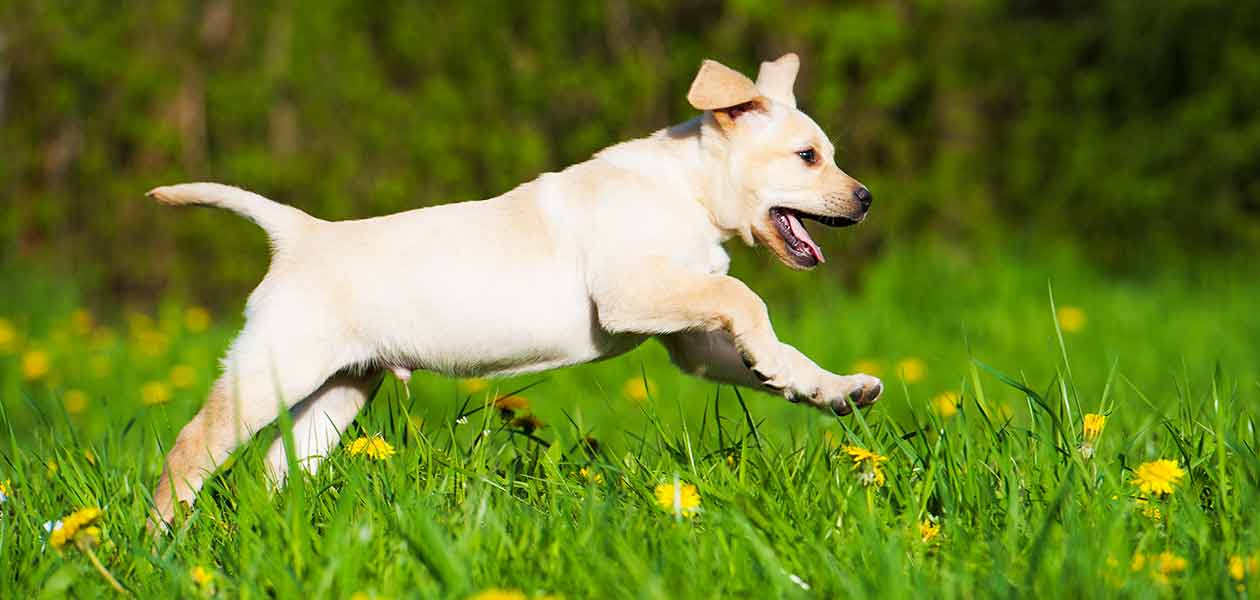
[1,243,1258,598]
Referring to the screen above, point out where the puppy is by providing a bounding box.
[148,53,882,525]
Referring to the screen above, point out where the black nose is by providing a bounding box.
[853,187,872,210]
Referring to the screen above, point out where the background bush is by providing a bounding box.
[2,0,1258,308]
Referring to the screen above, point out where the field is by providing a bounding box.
[1,243,1258,598]
[4,2,1258,597]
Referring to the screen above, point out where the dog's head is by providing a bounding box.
[688,54,871,270]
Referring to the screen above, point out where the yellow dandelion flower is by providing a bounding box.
[64,389,89,415]
[459,378,488,394]
[0,479,11,502]
[511,414,546,434]
[654,481,701,517]
[49,507,102,551]
[184,306,211,332]
[347,435,395,460]
[842,445,888,487]
[1073,413,1103,458]
[142,381,172,406]
[1131,552,1147,572]
[1132,459,1185,496]
[851,359,882,377]
[0,318,17,354]
[84,450,96,466]
[919,519,940,543]
[494,395,529,416]
[1057,305,1086,333]
[843,445,883,463]
[71,309,95,336]
[1083,413,1106,442]
[1152,551,1187,584]
[467,589,528,600]
[1230,556,1245,582]
[1136,498,1163,522]
[931,392,959,418]
[191,565,215,590]
[621,377,657,402]
[170,364,197,389]
[578,467,604,484]
[22,349,51,381]
[1129,551,1187,584]
[896,358,926,383]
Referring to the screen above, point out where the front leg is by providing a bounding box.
[593,258,882,414]
[660,330,882,414]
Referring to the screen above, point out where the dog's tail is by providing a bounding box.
[147,183,316,252]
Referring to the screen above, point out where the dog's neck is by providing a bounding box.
[690,115,757,246]
[601,115,754,245]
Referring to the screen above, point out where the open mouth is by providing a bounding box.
[769,207,860,268]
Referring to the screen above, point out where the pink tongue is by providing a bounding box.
[786,213,825,263]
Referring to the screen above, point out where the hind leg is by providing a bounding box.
[151,321,346,526]
[264,370,383,486]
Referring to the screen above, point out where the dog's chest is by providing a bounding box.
[706,244,731,274]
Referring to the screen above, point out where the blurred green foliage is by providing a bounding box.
[2,1,1258,307]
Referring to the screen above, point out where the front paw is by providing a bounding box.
[808,373,883,415]
[736,336,792,393]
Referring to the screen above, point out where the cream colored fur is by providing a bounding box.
[147,53,882,527]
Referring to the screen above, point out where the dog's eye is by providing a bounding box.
[797,148,817,165]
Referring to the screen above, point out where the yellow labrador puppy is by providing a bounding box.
[148,53,882,525]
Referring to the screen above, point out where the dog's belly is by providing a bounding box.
[370,286,648,378]
[322,248,640,378]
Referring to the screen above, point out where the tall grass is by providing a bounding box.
[1,246,1257,598]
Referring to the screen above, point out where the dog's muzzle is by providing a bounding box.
[770,187,871,268]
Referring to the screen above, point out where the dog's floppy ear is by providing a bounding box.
[755,53,799,108]
[687,59,768,130]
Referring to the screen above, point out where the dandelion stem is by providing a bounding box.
[79,540,126,594]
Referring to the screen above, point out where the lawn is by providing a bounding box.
[1,243,1257,598]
